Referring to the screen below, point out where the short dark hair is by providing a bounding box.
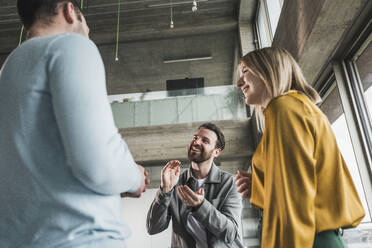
[198,122,225,151]
[17,0,82,29]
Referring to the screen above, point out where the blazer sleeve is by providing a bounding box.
[261,98,317,248]
[192,177,242,243]
[48,34,141,195]
[146,188,173,235]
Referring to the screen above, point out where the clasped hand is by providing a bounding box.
[120,164,150,198]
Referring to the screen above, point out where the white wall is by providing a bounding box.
[121,189,172,248]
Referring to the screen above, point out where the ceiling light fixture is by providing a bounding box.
[148,0,207,8]
[170,0,174,29]
[115,0,121,61]
[163,56,212,64]
[192,0,197,12]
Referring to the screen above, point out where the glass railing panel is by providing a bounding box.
[110,85,246,128]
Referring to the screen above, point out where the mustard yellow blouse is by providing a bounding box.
[250,91,365,248]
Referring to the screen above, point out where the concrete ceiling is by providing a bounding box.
[0,0,257,181]
[0,0,249,95]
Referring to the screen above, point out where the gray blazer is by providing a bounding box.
[146,164,245,248]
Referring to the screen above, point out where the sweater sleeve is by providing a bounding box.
[261,97,317,248]
[48,34,141,195]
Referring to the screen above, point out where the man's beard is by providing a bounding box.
[188,145,213,163]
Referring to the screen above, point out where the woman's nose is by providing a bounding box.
[236,78,244,88]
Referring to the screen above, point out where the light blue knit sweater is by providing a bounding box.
[0,33,141,248]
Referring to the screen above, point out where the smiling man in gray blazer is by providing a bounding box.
[147,122,244,248]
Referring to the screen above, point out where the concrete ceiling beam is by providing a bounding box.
[119,119,255,166]
[239,0,257,23]
[272,0,368,85]
[90,17,237,45]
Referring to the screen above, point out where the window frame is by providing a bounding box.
[314,9,372,225]
[333,64,372,224]
[254,0,272,48]
[264,0,282,38]
[338,18,372,175]
[254,0,282,48]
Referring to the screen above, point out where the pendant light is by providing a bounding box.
[170,0,174,28]
[115,0,121,61]
[192,0,197,12]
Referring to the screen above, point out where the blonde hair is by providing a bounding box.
[240,47,321,132]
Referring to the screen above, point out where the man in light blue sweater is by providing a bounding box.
[0,1,149,247]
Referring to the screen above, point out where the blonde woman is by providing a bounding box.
[235,47,365,247]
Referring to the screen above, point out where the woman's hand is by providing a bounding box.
[235,170,252,198]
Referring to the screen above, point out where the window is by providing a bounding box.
[320,84,371,223]
[354,38,372,125]
[329,13,372,229]
[256,1,271,48]
[255,0,282,48]
[265,0,281,37]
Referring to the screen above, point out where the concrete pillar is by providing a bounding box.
[237,1,263,246]
[239,23,257,56]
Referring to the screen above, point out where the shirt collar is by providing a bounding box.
[186,162,221,184]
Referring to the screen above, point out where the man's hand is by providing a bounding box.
[161,160,181,193]
[177,185,204,208]
[121,164,150,198]
[235,170,252,198]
